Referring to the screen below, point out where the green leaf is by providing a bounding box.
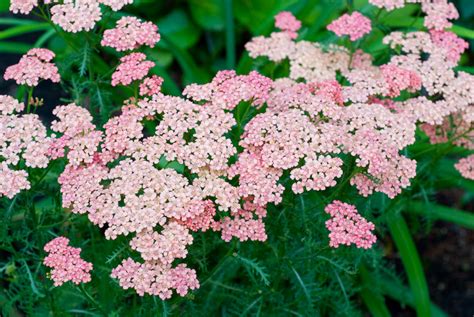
[407,201,474,230]
[157,9,201,49]
[0,41,31,53]
[386,211,431,317]
[235,254,270,286]
[188,0,225,31]
[0,23,51,41]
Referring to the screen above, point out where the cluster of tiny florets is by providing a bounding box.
[4,48,60,86]
[102,16,160,51]
[327,12,372,41]
[43,237,93,286]
[0,95,51,198]
[455,155,474,180]
[324,201,376,249]
[10,0,134,32]
[111,53,155,86]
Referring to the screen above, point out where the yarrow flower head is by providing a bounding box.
[274,11,301,39]
[10,0,133,32]
[111,53,155,86]
[324,201,376,249]
[102,16,160,51]
[4,48,60,87]
[0,95,51,197]
[43,237,93,286]
[139,75,163,96]
[327,12,371,41]
[455,155,474,180]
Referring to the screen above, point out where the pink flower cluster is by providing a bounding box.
[102,16,160,51]
[4,48,60,87]
[0,95,51,198]
[369,0,459,31]
[327,12,372,41]
[324,201,376,249]
[10,0,133,32]
[111,53,155,86]
[43,237,93,286]
[274,11,301,39]
[455,155,474,180]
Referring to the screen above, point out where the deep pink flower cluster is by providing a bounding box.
[4,48,60,87]
[102,16,160,51]
[327,12,372,41]
[324,201,376,249]
[43,237,93,286]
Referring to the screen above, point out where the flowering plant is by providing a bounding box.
[0,0,473,315]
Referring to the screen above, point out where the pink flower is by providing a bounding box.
[274,11,301,39]
[43,237,93,286]
[10,0,38,14]
[102,16,160,52]
[430,30,468,64]
[327,12,371,41]
[139,75,163,96]
[0,163,30,199]
[455,155,474,180]
[111,259,199,299]
[50,0,102,33]
[111,53,155,86]
[4,48,60,87]
[324,200,376,249]
[422,0,459,30]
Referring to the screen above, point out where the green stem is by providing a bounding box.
[407,201,474,230]
[224,0,235,69]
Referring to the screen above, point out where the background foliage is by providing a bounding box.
[0,0,473,316]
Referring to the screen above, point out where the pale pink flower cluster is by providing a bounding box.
[43,237,93,286]
[111,259,199,299]
[49,104,102,165]
[327,12,372,41]
[324,200,376,249]
[139,75,163,96]
[102,16,160,51]
[111,53,155,86]
[0,95,50,197]
[421,0,459,30]
[369,0,459,31]
[4,48,60,87]
[274,11,301,39]
[455,155,474,180]
[10,0,133,32]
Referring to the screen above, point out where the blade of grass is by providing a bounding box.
[224,0,235,69]
[359,266,391,317]
[0,23,51,41]
[0,18,40,26]
[407,201,474,230]
[386,211,431,317]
